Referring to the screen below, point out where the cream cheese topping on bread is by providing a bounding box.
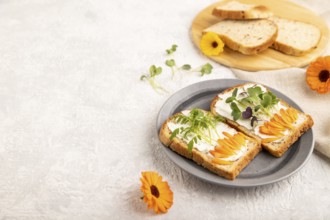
[167,110,248,162]
[214,83,286,129]
[213,83,308,139]
[210,83,314,157]
[159,108,262,179]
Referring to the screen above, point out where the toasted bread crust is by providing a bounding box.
[271,42,318,56]
[269,17,321,56]
[159,111,261,180]
[210,83,314,157]
[262,114,314,157]
[212,5,272,20]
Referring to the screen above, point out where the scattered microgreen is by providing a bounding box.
[140,65,168,94]
[181,64,191,70]
[225,85,280,124]
[141,44,217,94]
[200,63,213,76]
[165,59,177,77]
[170,109,225,152]
[166,44,178,55]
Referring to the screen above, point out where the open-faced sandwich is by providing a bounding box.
[159,109,261,180]
[210,83,314,157]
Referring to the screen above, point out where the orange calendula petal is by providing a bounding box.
[215,145,235,155]
[222,131,233,139]
[217,139,237,151]
[212,158,234,165]
[262,137,280,143]
[306,56,330,94]
[233,134,245,145]
[140,171,173,214]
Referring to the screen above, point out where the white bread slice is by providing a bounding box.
[270,16,321,56]
[212,1,273,20]
[210,83,314,157]
[159,109,261,180]
[203,20,278,55]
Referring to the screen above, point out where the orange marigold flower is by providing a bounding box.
[200,32,224,56]
[306,56,330,94]
[140,171,173,214]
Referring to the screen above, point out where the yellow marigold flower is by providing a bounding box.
[200,32,224,56]
[306,56,330,94]
[140,171,173,214]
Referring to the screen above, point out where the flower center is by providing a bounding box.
[150,185,160,198]
[319,70,330,82]
[212,41,218,48]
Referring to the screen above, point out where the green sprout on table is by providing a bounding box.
[140,65,168,94]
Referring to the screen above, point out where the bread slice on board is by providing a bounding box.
[270,16,321,56]
[212,1,273,20]
[203,19,278,55]
[159,109,261,180]
[210,83,314,157]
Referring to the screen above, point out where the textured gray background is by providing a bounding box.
[0,0,329,219]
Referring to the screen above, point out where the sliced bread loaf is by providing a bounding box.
[270,16,321,56]
[212,1,273,20]
[203,19,278,55]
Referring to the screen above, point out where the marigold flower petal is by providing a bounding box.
[306,56,330,94]
[200,32,224,56]
[140,171,173,214]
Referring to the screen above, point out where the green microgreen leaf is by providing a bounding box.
[225,96,235,103]
[215,115,225,122]
[247,86,262,97]
[254,105,261,112]
[230,102,241,121]
[230,102,240,112]
[165,59,176,67]
[171,109,222,152]
[232,111,241,121]
[140,65,167,94]
[200,63,213,76]
[240,97,254,104]
[188,140,194,152]
[181,64,191,70]
[166,44,178,55]
[170,128,180,140]
[149,65,162,77]
[232,88,238,97]
[261,93,272,108]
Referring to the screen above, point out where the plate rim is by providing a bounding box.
[156,79,314,188]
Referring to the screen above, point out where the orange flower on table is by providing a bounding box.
[200,32,224,56]
[306,56,330,94]
[140,171,173,214]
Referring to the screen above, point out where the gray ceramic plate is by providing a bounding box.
[156,79,314,188]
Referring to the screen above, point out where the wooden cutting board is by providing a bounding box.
[191,0,329,71]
